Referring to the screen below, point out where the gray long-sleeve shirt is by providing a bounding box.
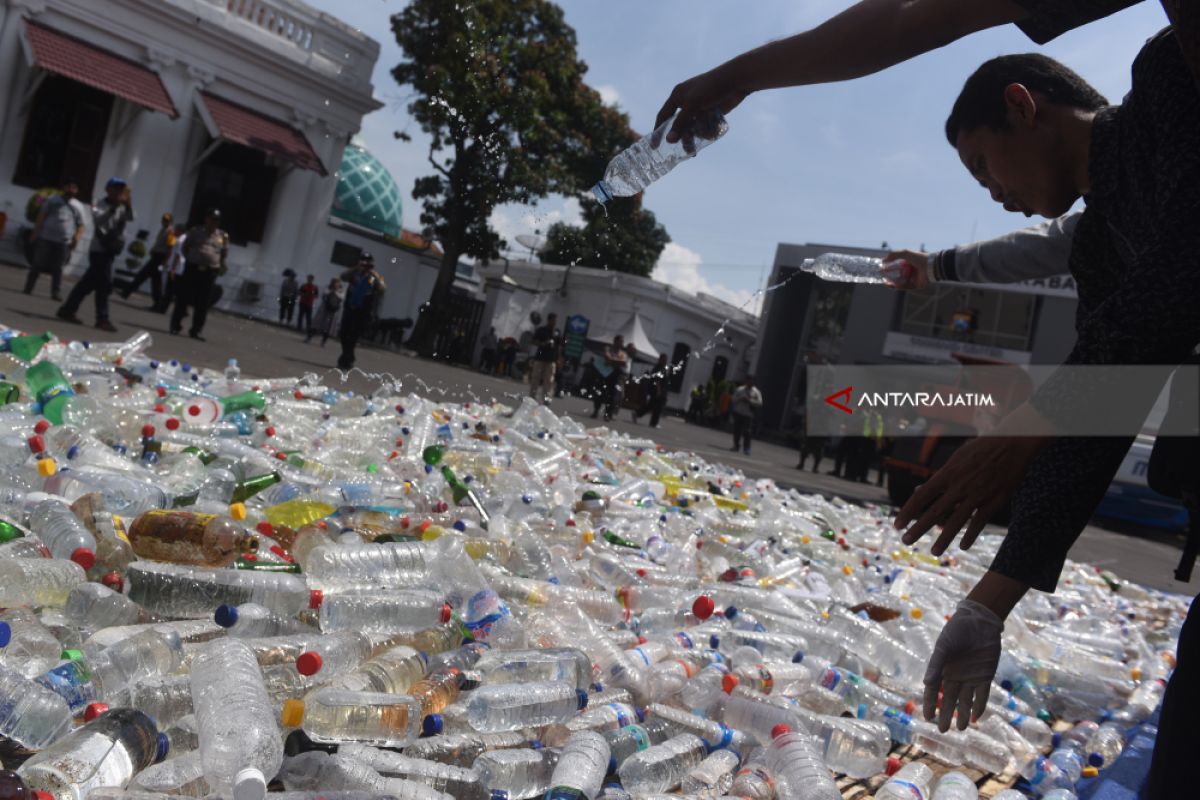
[931,212,1079,285]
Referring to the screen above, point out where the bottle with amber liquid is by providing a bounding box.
[127,510,257,567]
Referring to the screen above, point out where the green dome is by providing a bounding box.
[331,143,403,238]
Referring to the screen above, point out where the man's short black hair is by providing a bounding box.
[945,54,1108,146]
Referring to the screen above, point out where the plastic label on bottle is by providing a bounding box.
[464,589,510,640]
[888,779,926,800]
[36,661,94,710]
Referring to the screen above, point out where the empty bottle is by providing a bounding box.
[618,733,709,795]
[403,731,532,768]
[762,726,839,800]
[875,762,934,800]
[0,608,64,677]
[214,602,310,638]
[472,647,592,690]
[127,561,320,618]
[473,747,559,799]
[337,745,495,800]
[729,748,775,800]
[592,109,728,204]
[319,591,448,633]
[127,510,257,567]
[123,675,195,728]
[799,254,913,286]
[0,557,86,607]
[1085,723,1127,768]
[546,730,610,800]
[932,771,978,800]
[64,583,147,629]
[190,638,284,800]
[646,703,745,753]
[0,662,74,748]
[603,724,654,768]
[18,708,162,800]
[680,749,740,798]
[39,627,183,709]
[465,681,587,732]
[29,499,96,568]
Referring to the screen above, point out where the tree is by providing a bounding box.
[391,0,622,353]
[540,196,669,278]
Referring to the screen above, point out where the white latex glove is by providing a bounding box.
[924,598,1004,732]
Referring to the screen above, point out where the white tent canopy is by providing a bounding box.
[589,313,660,361]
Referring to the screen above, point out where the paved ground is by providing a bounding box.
[3,261,1192,593]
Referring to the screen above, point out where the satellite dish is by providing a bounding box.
[515,233,547,260]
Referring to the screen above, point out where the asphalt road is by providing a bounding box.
[3,261,1192,594]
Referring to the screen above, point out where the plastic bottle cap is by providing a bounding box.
[165,417,180,430]
[422,714,444,736]
[1088,753,1104,767]
[308,589,324,609]
[576,689,589,710]
[692,595,715,620]
[33,792,53,800]
[1037,710,1053,723]
[70,547,96,570]
[229,503,247,520]
[491,792,510,800]
[296,652,323,676]
[904,699,917,716]
[1000,679,1014,691]
[440,603,453,624]
[709,635,720,649]
[141,424,156,439]
[910,608,924,620]
[1082,766,1099,778]
[718,673,739,694]
[155,732,170,763]
[791,651,805,664]
[1130,667,1141,680]
[32,418,50,434]
[885,756,902,776]
[37,458,57,477]
[635,706,646,723]
[770,724,792,740]
[101,571,123,593]
[27,434,46,454]
[83,703,109,722]
[608,755,618,775]
[214,604,239,628]
[0,621,10,648]
[281,699,305,728]
[233,767,267,800]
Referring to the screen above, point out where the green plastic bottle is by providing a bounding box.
[440,465,489,528]
[219,389,266,416]
[6,331,53,362]
[25,360,75,424]
[0,382,19,405]
[0,518,26,544]
[231,472,282,504]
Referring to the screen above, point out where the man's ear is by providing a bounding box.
[1004,83,1038,127]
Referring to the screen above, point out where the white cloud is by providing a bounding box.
[596,84,621,107]
[652,243,763,316]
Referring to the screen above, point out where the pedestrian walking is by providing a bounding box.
[478,327,498,374]
[730,376,762,455]
[154,224,187,313]
[24,180,84,300]
[306,277,342,346]
[121,212,174,307]
[591,335,629,421]
[337,252,385,370]
[528,313,562,405]
[633,353,670,427]
[57,177,134,332]
[297,274,319,332]
[170,209,228,341]
[278,269,299,325]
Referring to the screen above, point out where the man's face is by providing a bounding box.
[205,215,218,231]
[62,183,79,199]
[106,184,124,202]
[954,88,1080,218]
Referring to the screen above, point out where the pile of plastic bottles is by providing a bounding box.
[0,325,1188,800]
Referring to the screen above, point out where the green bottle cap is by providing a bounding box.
[422,445,445,466]
[0,519,25,543]
[61,648,85,662]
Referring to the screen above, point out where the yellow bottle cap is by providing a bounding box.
[281,699,304,728]
[229,502,247,520]
[37,458,57,477]
[1130,667,1141,681]
[910,608,924,620]
[1082,767,1099,779]
[581,531,595,546]
[800,536,810,545]
[841,565,853,576]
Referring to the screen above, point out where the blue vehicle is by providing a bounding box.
[1096,435,1189,531]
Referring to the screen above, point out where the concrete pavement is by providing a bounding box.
[3,261,1191,593]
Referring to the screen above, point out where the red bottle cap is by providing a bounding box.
[83,702,109,722]
[275,451,287,460]
[34,792,54,800]
[904,699,917,715]
[722,674,740,694]
[153,403,166,413]
[33,419,50,434]
[885,756,902,776]
[256,521,274,536]
[308,589,324,609]
[187,405,201,417]
[770,724,792,740]
[635,568,647,578]
[440,603,453,624]
[156,386,167,397]
[692,595,715,620]
[264,426,276,437]
[70,547,97,570]
[165,417,180,430]
[637,635,648,645]
[141,424,156,439]
[101,571,124,593]
[296,652,323,676]
[294,391,305,400]
[27,434,45,454]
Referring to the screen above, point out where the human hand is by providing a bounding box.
[120,187,132,206]
[924,598,1004,731]
[655,65,748,152]
[883,249,930,290]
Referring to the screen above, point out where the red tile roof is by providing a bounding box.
[24,20,178,118]
[200,92,326,175]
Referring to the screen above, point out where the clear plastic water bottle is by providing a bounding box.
[798,254,913,285]
[680,749,741,798]
[602,724,654,768]
[29,499,96,568]
[0,557,86,607]
[646,703,745,753]
[130,749,207,796]
[64,582,142,628]
[403,731,532,768]
[127,561,320,618]
[617,732,709,795]
[214,602,310,638]
[0,661,74,748]
[932,770,978,800]
[123,675,195,728]
[327,646,430,695]
[1085,722,1127,768]
[18,707,163,800]
[762,725,840,800]
[472,647,593,690]
[0,608,65,677]
[318,591,449,633]
[591,109,728,204]
[546,729,611,800]
[190,638,284,800]
[337,745,496,800]
[283,688,427,747]
[473,746,560,799]
[465,681,587,732]
[875,762,934,800]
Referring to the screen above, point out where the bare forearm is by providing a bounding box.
[725,0,1029,93]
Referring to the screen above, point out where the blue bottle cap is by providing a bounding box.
[401,427,411,435]
[522,494,532,504]
[149,360,159,368]
[709,634,720,649]
[67,445,79,460]
[792,650,805,664]
[181,363,191,372]
[724,606,738,620]
[418,651,430,664]
[547,576,561,585]
[1088,752,1104,767]
[155,732,170,763]
[635,707,645,723]
[453,520,467,532]
[424,464,433,474]
[1000,679,1014,691]
[593,683,603,692]
[576,689,589,710]
[214,605,238,628]
[422,714,443,736]
[0,621,11,648]
[607,756,617,774]
[1051,732,1062,749]
[490,791,509,800]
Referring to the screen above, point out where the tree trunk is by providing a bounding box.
[408,246,461,357]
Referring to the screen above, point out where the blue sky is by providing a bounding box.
[309,0,1168,313]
